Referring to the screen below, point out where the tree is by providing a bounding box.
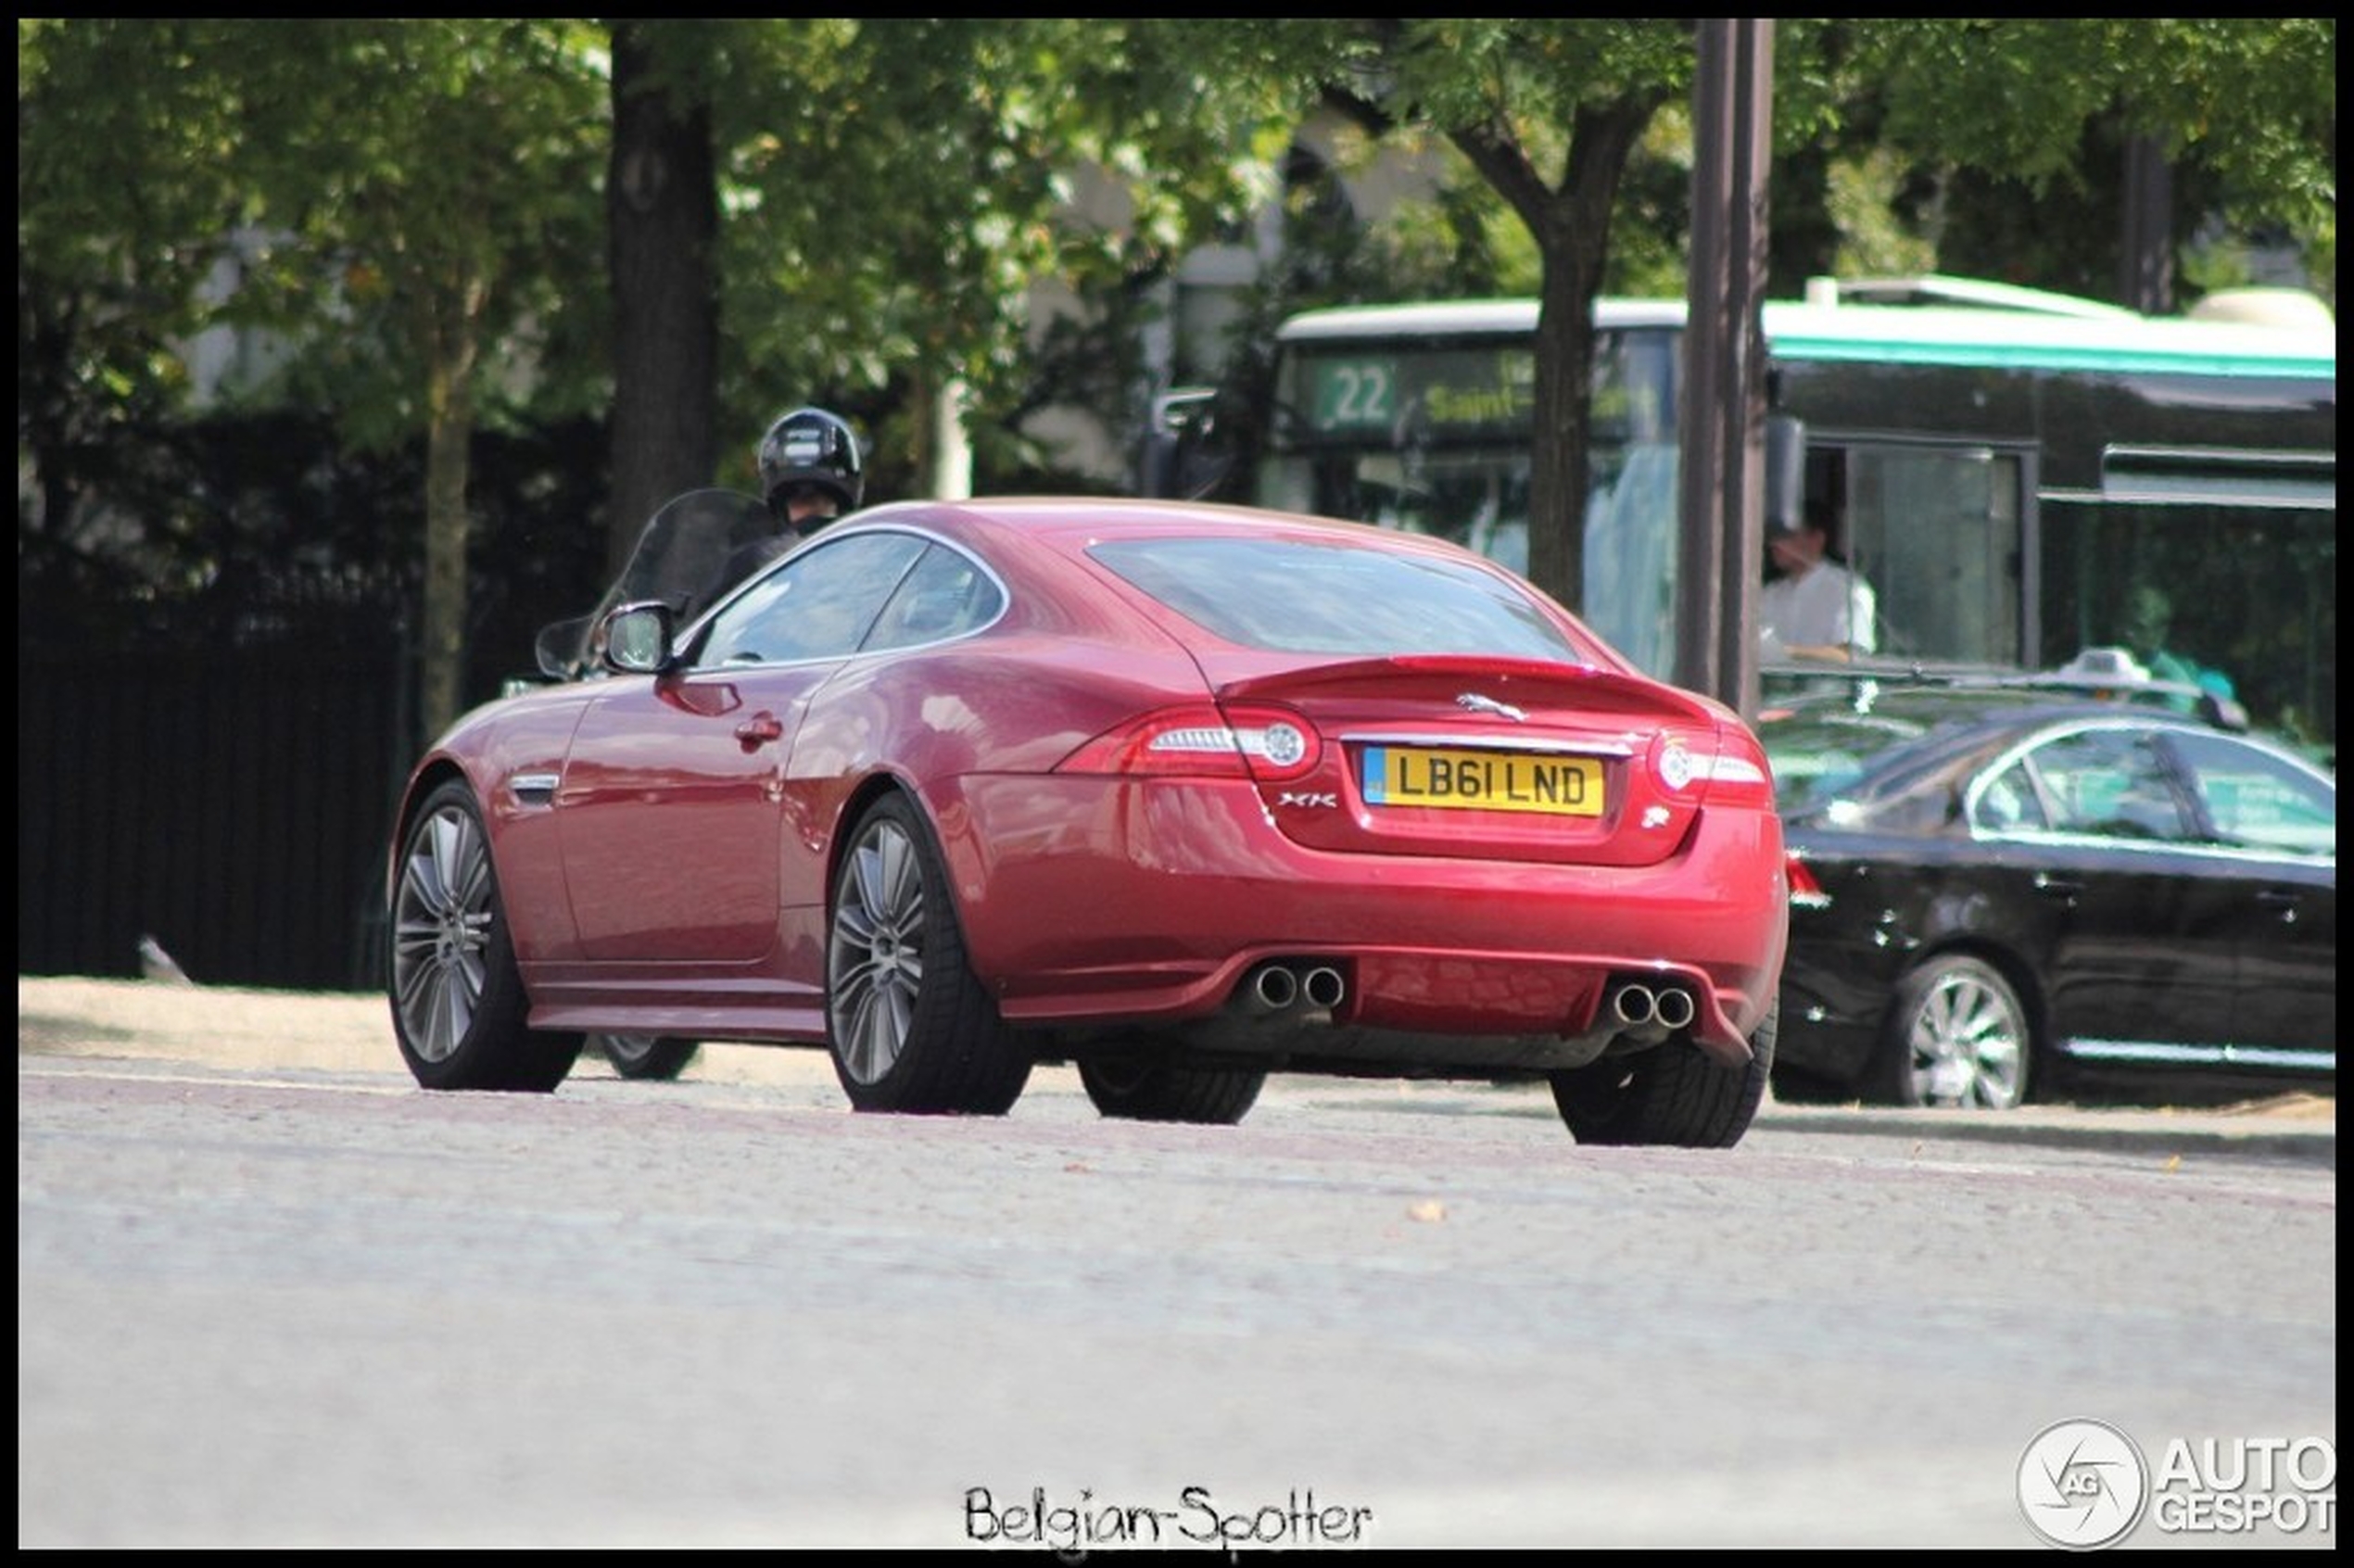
[19,20,259,579]
[19,20,611,742]
[1227,19,2335,616]
[711,19,1301,500]
[222,21,610,740]
[1267,19,1694,611]
[1799,19,2336,307]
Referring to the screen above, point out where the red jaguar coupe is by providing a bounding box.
[388,494,1788,1146]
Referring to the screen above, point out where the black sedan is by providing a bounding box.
[1759,678,2335,1108]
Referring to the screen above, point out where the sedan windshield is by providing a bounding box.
[1088,536,1587,663]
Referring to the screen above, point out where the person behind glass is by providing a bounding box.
[2120,582,2235,713]
[1758,505,1877,664]
[706,406,866,610]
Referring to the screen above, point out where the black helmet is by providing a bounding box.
[756,406,864,516]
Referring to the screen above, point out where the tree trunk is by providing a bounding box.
[1526,250,1598,611]
[606,20,721,577]
[1450,95,1658,615]
[419,320,479,746]
[906,367,976,500]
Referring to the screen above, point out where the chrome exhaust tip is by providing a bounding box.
[1300,965,1346,1010]
[1247,962,1299,1014]
[1609,983,1658,1028]
[1652,985,1696,1032]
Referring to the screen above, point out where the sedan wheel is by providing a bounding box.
[826,794,1030,1115]
[388,781,580,1092]
[595,1033,702,1081]
[1876,955,2031,1109]
[1550,996,1776,1148]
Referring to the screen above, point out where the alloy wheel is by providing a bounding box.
[1903,964,2028,1109]
[829,816,928,1086]
[391,803,495,1066]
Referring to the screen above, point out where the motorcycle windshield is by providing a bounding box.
[535,488,773,679]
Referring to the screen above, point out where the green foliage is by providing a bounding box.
[1826,19,2336,297]
[19,19,259,541]
[21,17,2336,567]
[713,19,1300,487]
[215,20,611,445]
[20,21,611,515]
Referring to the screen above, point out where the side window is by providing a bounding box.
[1970,759,2049,834]
[2168,731,2337,858]
[1839,443,2027,665]
[2025,727,2191,841]
[697,533,929,667]
[861,546,1003,652]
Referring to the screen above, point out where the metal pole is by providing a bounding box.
[1677,19,1775,719]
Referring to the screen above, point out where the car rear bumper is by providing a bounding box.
[940,775,1787,1062]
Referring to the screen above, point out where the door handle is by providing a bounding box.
[2257,889,2301,924]
[2031,872,2082,901]
[733,712,784,750]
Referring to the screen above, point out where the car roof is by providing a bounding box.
[1766,682,2170,728]
[849,494,1390,546]
[831,492,1544,602]
[1764,649,2269,733]
[1760,682,2257,768]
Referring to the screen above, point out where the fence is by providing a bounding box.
[19,629,413,993]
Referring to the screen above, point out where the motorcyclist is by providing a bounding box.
[703,406,866,607]
[760,404,865,525]
[541,407,867,680]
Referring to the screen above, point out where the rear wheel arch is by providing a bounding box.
[827,773,927,913]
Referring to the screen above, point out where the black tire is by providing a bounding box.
[596,1033,702,1081]
[1870,955,2031,1109]
[387,780,582,1093]
[1078,1050,1266,1125]
[1550,995,1777,1148]
[826,794,1031,1115]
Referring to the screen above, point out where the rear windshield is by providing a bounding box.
[1761,711,1930,815]
[1088,535,1586,662]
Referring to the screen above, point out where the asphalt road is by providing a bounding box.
[16,978,2338,1549]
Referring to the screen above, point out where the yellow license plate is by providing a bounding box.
[1361,746,1605,816]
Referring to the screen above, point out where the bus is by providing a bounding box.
[1187,277,2335,748]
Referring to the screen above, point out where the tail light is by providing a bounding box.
[1652,726,1776,809]
[1056,702,1322,783]
[1785,851,1829,908]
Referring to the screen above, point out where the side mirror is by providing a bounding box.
[1137,386,1234,499]
[601,601,678,676]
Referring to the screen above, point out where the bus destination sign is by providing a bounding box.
[1306,347,1537,437]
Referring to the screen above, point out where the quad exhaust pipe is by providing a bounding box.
[1235,964,1690,1039]
[1242,960,1348,1017]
